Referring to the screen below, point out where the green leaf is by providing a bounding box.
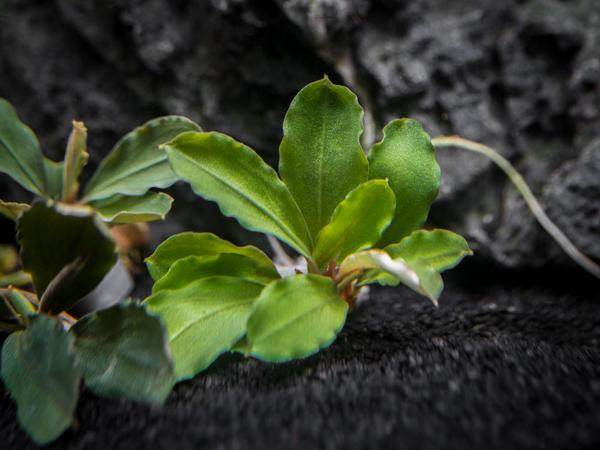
[152,253,279,294]
[91,192,173,223]
[246,274,348,362]
[43,159,65,200]
[146,232,278,282]
[145,276,265,380]
[62,121,89,203]
[368,119,440,246]
[1,315,80,445]
[84,116,201,201]
[312,179,395,268]
[18,202,117,314]
[71,301,174,403]
[0,98,47,195]
[339,250,443,304]
[0,288,35,329]
[165,132,313,255]
[0,199,30,221]
[385,229,472,271]
[279,77,368,238]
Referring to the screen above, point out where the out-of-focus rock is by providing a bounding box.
[0,0,598,270]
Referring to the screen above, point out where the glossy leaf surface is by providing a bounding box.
[279,77,368,238]
[165,132,312,255]
[145,276,264,380]
[246,274,348,362]
[368,119,440,245]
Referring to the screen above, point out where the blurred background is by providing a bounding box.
[1,0,598,276]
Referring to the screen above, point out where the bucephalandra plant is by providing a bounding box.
[0,100,202,444]
[143,77,472,381]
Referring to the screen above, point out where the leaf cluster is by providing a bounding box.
[145,78,472,381]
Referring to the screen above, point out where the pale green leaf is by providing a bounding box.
[145,276,265,380]
[84,116,201,201]
[0,199,30,221]
[152,253,279,294]
[62,121,89,202]
[71,301,174,403]
[0,99,47,195]
[146,232,278,282]
[165,131,313,255]
[43,158,64,200]
[339,250,443,304]
[18,202,117,314]
[386,229,472,271]
[368,119,440,245]
[313,179,395,268]
[91,192,173,223]
[246,274,348,362]
[1,315,80,444]
[279,77,368,238]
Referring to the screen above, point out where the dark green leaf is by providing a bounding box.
[84,116,201,201]
[91,192,173,223]
[152,253,279,293]
[1,315,80,444]
[0,98,46,195]
[146,232,278,282]
[71,301,174,403]
[18,202,117,314]
[313,179,395,267]
[279,77,368,238]
[165,132,313,256]
[145,276,264,380]
[246,274,348,362]
[368,119,440,245]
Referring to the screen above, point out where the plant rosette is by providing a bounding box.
[144,77,472,382]
[0,100,198,444]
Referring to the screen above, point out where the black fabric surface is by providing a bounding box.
[2,264,599,450]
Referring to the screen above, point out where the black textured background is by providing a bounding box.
[1,1,600,449]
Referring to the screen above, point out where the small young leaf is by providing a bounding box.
[145,276,265,380]
[385,229,472,271]
[18,202,117,314]
[339,250,443,304]
[43,158,65,200]
[84,116,201,201]
[146,232,278,282]
[1,314,80,445]
[0,199,30,221]
[62,121,89,203]
[71,301,174,403]
[152,253,279,293]
[313,179,395,267]
[279,77,368,238]
[0,288,35,328]
[368,119,440,246]
[164,132,313,255]
[91,192,173,223]
[0,99,47,195]
[246,274,348,362]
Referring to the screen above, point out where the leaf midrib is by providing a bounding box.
[172,149,310,254]
[0,138,44,193]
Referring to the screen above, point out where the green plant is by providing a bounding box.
[0,98,200,224]
[143,77,472,381]
[0,100,199,444]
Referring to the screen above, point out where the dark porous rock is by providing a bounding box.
[0,0,599,268]
[544,139,600,260]
[2,266,600,449]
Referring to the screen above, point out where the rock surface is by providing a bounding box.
[1,0,599,269]
[2,264,600,449]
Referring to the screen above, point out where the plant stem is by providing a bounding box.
[266,235,295,267]
[432,135,600,280]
